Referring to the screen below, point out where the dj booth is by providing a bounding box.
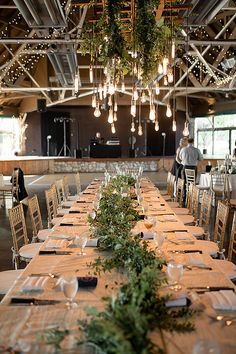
[90,144,121,158]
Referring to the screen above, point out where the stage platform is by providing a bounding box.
[0,156,217,175]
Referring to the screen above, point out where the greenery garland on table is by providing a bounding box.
[43,175,197,353]
[80,0,172,84]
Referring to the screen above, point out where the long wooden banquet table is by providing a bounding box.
[0,177,236,353]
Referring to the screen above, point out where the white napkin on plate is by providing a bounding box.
[86,239,98,247]
[166,292,187,307]
[21,276,48,293]
[45,239,67,249]
[206,290,236,310]
[175,232,192,241]
[185,253,206,267]
[48,234,72,240]
[142,232,155,240]
[162,215,176,221]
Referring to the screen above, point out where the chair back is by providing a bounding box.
[28,195,43,238]
[210,170,231,202]
[191,185,200,222]
[186,183,193,212]
[199,191,212,233]
[55,179,66,204]
[11,169,20,202]
[213,201,229,251]
[8,204,28,266]
[75,173,81,194]
[63,176,70,199]
[45,188,57,225]
[227,211,236,262]
[185,168,196,186]
[166,172,172,195]
[175,178,184,207]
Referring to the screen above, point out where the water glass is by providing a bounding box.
[61,276,78,308]
[76,233,88,255]
[144,216,156,231]
[167,261,184,291]
[192,339,220,354]
[153,231,165,252]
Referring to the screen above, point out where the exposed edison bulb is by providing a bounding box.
[103,81,107,98]
[138,125,143,136]
[121,80,125,93]
[131,121,135,132]
[172,119,177,131]
[158,63,163,74]
[183,122,189,136]
[166,103,172,118]
[92,94,96,108]
[94,102,101,118]
[130,100,136,117]
[163,57,169,75]
[89,64,93,83]
[133,62,138,75]
[111,123,116,134]
[108,82,115,95]
[114,101,118,112]
[108,108,114,124]
[113,111,118,122]
[164,76,168,86]
[104,65,108,75]
[168,71,174,83]
[155,82,160,95]
[155,120,159,131]
[171,41,176,60]
[149,106,155,121]
[98,83,103,100]
[108,95,112,106]
[141,91,147,103]
[133,87,139,101]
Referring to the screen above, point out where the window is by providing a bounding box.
[0,116,20,157]
[194,113,236,157]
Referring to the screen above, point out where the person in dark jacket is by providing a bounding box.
[10,167,28,202]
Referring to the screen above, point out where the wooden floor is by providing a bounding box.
[0,171,167,272]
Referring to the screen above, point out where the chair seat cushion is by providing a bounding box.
[167,201,179,208]
[0,270,24,295]
[213,259,236,280]
[172,207,190,215]
[185,225,204,237]
[177,214,194,225]
[19,243,42,259]
[37,228,53,242]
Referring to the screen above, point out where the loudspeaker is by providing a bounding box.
[37,99,46,112]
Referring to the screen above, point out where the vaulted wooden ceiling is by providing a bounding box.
[0,0,236,115]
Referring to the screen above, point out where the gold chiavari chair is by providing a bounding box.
[9,204,41,269]
[63,176,78,201]
[55,179,74,208]
[75,172,82,195]
[160,172,171,196]
[170,178,194,225]
[167,175,181,208]
[213,201,229,254]
[51,183,68,215]
[45,187,63,227]
[186,191,212,239]
[28,194,52,242]
[213,211,236,281]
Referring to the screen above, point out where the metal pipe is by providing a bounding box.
[0,38,81,44]
[24,0,43,26]
[43,0,59,25]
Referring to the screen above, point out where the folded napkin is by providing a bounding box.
[206,290,236,310]
[86,239,98,247]
[48,234,72,240]
[45,239,68,249]
[141,232,155,240]
[166,292,188,307]
[162,215,176,221]
[77,276,98,288]
[21,276,48,293]
[185,253,206,267]
[175,232,192,241]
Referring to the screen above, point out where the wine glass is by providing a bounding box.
[192,339,220,354]
[153,231,165,254]
[76,233,88,255]
[167,261,184,291]
[144,216,156,231]
[61,276,78,308]
[141,202,149,215]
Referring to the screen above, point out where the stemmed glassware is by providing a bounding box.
[144,216,156,231]
[167,261,184,291]
[60,275,78,308]
[76,233,88,256]
[153,231,165,254]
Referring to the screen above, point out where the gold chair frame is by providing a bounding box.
[28,195,44,242]
[228,211,236,262]
[213,201,229,252]
[175,178,184,207]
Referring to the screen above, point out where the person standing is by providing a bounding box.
[171,137,188,181]
[179,137,203,205]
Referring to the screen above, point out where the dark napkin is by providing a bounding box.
[10,298,60,305]
[77,277,98,288]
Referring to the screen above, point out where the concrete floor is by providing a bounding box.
[0,171,168,272]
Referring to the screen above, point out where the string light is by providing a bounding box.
[92,94,96,108]
[172,119,177,131]
[94,102,101,118]
[111,123,116,134]
[108,107,114,124]
[130,99,136,117]
[166,103,172,118]
[89,64,93,83]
